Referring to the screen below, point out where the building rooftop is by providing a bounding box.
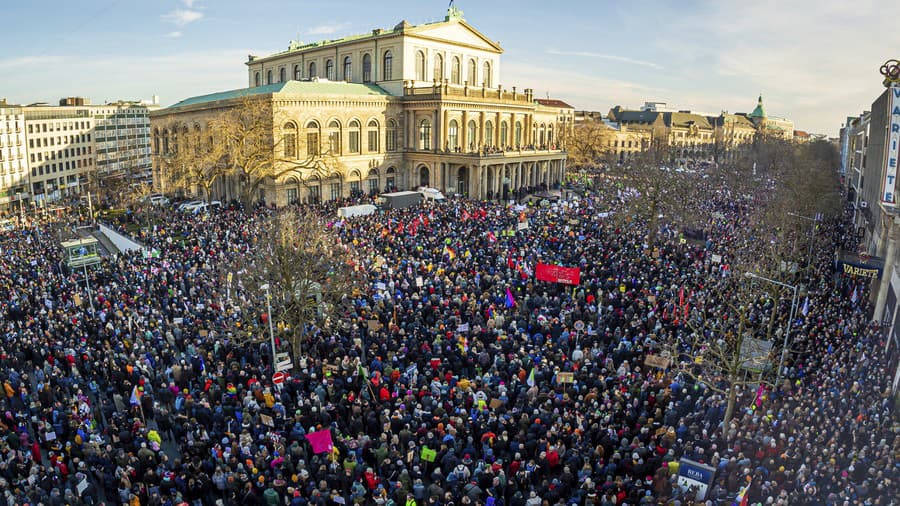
[168,80,391,109]
[535,98,574,109]
[749,94,766,119]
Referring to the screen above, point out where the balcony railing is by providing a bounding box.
[403,81,535,104]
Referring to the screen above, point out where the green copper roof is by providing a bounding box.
[749,94,766,119]
[169,81,390,109]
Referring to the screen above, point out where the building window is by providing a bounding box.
[367,120,379,152]
[515,122,522,147]
[362,54,372,82]
[482,61,492,87]
[467,59,476,85]
[415,51,426,81]
[326,59,335,80]
[348,120,361,153]
[306,121,320,156]
[266,70,273,84]
[418,119,431,150]
[308,61,317,78]
[349,180,360,194]
[308,184,321,202]
[254,72,261,87]
[343,56,352,82]
[279,67,286,83]
[327,120,341,154]
[434,53,444,82]
[368,173,378,194]
[451,56,461,84]
[294,64,301,80]
[548,124,554,146]
[448,120,459,150]
[386,120,397,152]
[383,51,393,80]
[286,187,298,204]
[500,122,508,147]
[485,121,494,147]
[330,182,341,200]
[283,123,297,158]
[467,120,477,151]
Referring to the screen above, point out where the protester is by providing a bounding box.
[0,176,895,506]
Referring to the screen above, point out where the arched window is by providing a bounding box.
[254,72,260,87]
[484,121,494,147]
[367,120,379,152]
[548,124,554,146]
[433,53,444,82]
[325,59,334,80]
[539,124,546,146]
[293,64,301,80]
[386,119,398,152]
[451,56,461,84]
[279,67,286,83]
[308,61,317,78]
[500,122,508,148]
[266,70,273,85]
[383,51,393,80]
[362,54,372,82]
[163,130,170,155]
[467,59,476,85]
[327,120,341,154]
[282,123,297,158]
[448,120,459,150]
[418,119,431,150]
[367,168,379,195]
[343,56,352,82]
[415,51,426,81]
[348,119,361,153]
[515,121,522,147]
[482,61,492,87]
[306,121,320,156]
[467,120,477,151]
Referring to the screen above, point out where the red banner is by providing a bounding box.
[535,263,581,285]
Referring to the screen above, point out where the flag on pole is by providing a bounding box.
[526,367,536,387]
[801,296,809,316]
[443,246,457,260]
[505,287,516,308]
[305,429,334,454]
[733,478,752,506]
[130,385,142,406]
[753,384,765,410]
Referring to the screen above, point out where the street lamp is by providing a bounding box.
[260,283,277,368]
[744,271,798,389]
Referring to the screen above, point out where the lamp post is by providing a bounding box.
[744,272,798,389]
[260,283,277,368]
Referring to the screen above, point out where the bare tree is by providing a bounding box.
[209,96,342,204]
[230,208,360,361]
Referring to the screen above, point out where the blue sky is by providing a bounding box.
[1,0,896,135]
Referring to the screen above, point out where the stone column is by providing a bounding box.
[510,112,516,147]
[442,109,449,152]
[406,110,414,150]
[479,111,485,151]
[433,109,440,154]
[461,110,468,152]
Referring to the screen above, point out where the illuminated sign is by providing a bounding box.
[882,87,900,204]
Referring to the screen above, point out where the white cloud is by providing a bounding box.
[306,23,350,36]
[162,9,203,27]
[546,50,662,70]
[182,0,197,7]
[166,31,183,38]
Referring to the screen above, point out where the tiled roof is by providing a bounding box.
[664,112,712,129]
[535,98,574,109]
[168,81,391,109]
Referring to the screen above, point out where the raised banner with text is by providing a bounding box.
[535,263,581,285]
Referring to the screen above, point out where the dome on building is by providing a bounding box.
[749,94,767,119]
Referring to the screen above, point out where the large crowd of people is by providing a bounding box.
[0,174,896,506]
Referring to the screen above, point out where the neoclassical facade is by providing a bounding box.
[151,7,572,204]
